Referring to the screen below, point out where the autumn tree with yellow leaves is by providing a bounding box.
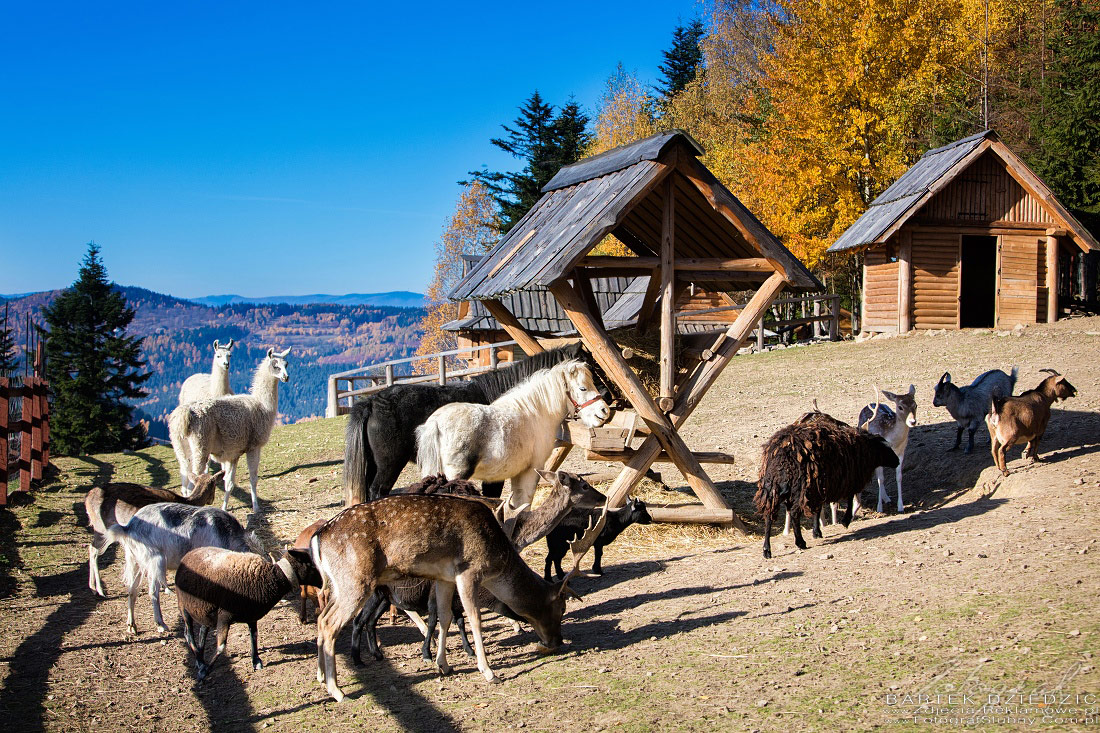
[415,182,499,370]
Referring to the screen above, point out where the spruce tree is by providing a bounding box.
[655,18,706,100]
[1033,0,1100,213]
[0,302,16,376]
[42,243,151,454]
[468,91,592,233]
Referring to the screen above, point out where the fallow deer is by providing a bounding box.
[309,493,606,702]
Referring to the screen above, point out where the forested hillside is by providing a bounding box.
[2,286,423,440]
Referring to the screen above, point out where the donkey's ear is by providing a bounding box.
[534,468,558,484]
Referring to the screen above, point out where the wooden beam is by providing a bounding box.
[543,443,573,473]
[482,299,545,356]
[1046,234,1059,323]
[674,257,774,272]
[676,271,769,283]
[605,272,787,523]
[574,270,602,327]
[579,256,659,269]
[587,450,735,465]
[548,278,731,512]
[898,229,912,333]
[647,506,743,526]
[659,175,676,412]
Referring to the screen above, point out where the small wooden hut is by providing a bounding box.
[449,129,821,526]
[828,131,1099,333]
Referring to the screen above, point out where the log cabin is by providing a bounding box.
[828,131,1098,333]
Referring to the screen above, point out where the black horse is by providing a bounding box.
[344,343,613,502]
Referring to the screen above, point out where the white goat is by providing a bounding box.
[179,339,235,405]
[170,347,290,514]
[100,503,260,634]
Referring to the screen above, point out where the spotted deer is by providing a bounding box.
[309,493,606,702]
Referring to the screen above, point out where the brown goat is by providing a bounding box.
[986,370,1077,475]
[84,471,223,596]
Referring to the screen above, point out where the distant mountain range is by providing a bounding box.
[3,285,426,441]
[189,291,425,308]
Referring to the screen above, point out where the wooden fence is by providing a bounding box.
[1,376,50,505]
[326,340,520,417]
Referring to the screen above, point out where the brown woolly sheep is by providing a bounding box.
[755,414,900,559]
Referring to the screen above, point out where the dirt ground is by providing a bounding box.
[1,318,1098,732]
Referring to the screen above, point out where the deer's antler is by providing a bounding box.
[558,503,609,599]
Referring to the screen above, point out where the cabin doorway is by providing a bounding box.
[960,235,997,327]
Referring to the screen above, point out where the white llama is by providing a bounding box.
[170,347,290,514]
[179,339,235,404]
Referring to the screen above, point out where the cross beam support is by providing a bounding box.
[548,279,730,512]
[482,299,545,356]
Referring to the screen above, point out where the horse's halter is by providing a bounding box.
[568,393,604,418]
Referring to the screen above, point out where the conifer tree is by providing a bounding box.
[655,18,706,99]
[0,302,16,376]
[468,91,591,233]
[1033,0,1100,213]
[42,243,151,454]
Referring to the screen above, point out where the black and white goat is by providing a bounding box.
[933,367,1017,453]
[176,546,319,680]
[756,413,899,559]
[543,497,652,580]
[84,471,223,597]
[101,503,260,633]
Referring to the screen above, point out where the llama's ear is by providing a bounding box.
[275,347,291,358]
[213,339,221,349]
[267,347,274,358]
[226,338,235,350]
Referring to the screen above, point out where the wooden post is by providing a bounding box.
[39,378,49,471]
[489,346,499,371]
[659,176,676,412]
[898,230,913,332]
[543,443,573,473]
[813,298,822,338]
[482,299,545,356]
[1046,233,1059,322]
[756,317,765,351]
[30,378,42,481]
[548,279,730,512]
[437,355,446,386]
[830,295,840,341]
[605,272,787,523]
[20,380,32,492]
[0,378,8,505]
[326,376,339,418]
[635,269,663,334]
[385,364,395,386]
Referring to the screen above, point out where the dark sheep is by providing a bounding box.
[176,546,319,680]
[755,414,900,559]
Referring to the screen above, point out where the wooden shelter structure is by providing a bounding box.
[828,131,1099,333]
[450,130,820,527]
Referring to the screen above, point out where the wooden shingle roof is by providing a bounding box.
[828,130,1099,253]
[449,130,820,301]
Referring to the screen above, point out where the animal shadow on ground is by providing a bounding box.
[130,451,172,487]
[265,459,341,479]
[824,497,1009,547]
[169,615,258,732]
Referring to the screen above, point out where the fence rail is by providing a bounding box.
[1,376,51,505]
[326,340,519,417]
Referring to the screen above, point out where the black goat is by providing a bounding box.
[543,497,652,580]
[755,414,899,559]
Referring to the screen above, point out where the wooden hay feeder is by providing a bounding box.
[449,130,822,529]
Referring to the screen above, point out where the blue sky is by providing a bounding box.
[0,1,701,299]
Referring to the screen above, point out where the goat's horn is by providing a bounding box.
[1039,368,1061,376]
[811,398,819,413]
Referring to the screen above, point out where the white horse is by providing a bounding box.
[416,360,610,508]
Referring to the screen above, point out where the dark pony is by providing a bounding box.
[343,343,612,501]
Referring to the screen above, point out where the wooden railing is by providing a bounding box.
[1,376,50,505]
[325,340,519,417]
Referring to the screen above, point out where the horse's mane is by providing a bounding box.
[493,359,587,418]
[471,343,585,401]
